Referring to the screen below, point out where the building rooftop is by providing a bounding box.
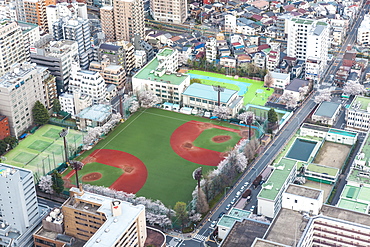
[66,188,145,247]
[265,208,308,246]
[284,184,322,200]
[257,158,297,201]
[0,162,31,180]
[320,204,370,227]
[252,238,290,247]
[218,215,241,228]
[76,104,111,122]
[349,95,370,111]
[99,43,121,51]
[183,83,237,103]
[285,78,309,92]
[133,55,188,86]
[337,198,368,214]
[228,208,251,219]
[306,163,339,177]
[270,72,290,81]
[221,219,269,247]
[157,48,174,57]
[314,101,340,118]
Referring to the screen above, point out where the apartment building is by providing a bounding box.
[0,163,49,247]
[150,0,187,24]
[46,2,88,32]
[357,14,370,45]
[345,95,370,131]
[206,37,217,63]
[59,92,92,116]
[24,0,48,32]
[113,0,144,41]
[31,38,79,94]
[257,158,297,218]
[97,42,135,74]
[100,6,115,41]
[18,21,41,48]
[52,17,92,69]
[0,63,56,137]
[0,2,18,20]
[0,115,10,139]
[132,48,190,104]
[264,72,290,91]
[90,59,126,89]
[0,20,29,76]
[287,18,329,82]
[69,66,107,104]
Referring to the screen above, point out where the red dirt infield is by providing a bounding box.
[66,149,148,194]
[170,121,245,166]
[82,172,102,182]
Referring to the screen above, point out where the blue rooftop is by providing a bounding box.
[183,83,237,103]
[76,104,112,122]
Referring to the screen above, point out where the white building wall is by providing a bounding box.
[282,187,323,215]
[257,198,275,218]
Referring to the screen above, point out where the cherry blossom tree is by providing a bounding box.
[280,93,298,109]
[212,106,231,120]
[129,100,140,113]
[138,91,160,108]
[343,81,366,96]
[38,175,54,194]
[238,111,255,139]
[299,85,309,98]
[314,88,332,104]
[189,212,202,222]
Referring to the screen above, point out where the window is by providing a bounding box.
[295,199,298,203]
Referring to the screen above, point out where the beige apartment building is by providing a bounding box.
[150,0,188,24]
[90,59,126,89]
[100,6,116,41]
[113,0,144,42]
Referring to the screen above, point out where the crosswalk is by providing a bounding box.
[193,234,207,242]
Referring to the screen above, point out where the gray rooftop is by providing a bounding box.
[252,238,290,247]
[76,104,111,122]
[314,101,341,118]
[183,83,237,103]
[312,25,325,36]
[320,204,370,227]
[284,184,322,200]
[285,78,309,92]
[269,72,290,81]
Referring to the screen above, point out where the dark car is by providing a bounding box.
[218,212,225,218]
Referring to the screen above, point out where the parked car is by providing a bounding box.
[210,220,217,228]
[225,204,231,211]
[236,191,241,196]
[218,212,225,218]
[231,198,236,205]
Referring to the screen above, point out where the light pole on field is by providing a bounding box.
[212,85,225,106]
[59,128,69,164]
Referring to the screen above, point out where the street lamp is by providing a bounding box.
[212,85,225,106]
[224,186,230,197]
[59,128,69,164]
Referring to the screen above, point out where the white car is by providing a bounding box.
[225,204,231,211]
[210,220,217,228]
[236,191,241,196]
[244,182,249,186]
[231,198,236,205]
[241,185,245,190]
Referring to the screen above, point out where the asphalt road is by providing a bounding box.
[38,197,63,209]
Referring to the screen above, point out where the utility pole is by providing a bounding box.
[59,128,69,164]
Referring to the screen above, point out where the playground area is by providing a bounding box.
[68,108,250,207]
[188,70,274,106]
[313,141,352,169]
[4,125,84,179]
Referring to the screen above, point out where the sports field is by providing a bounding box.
[188,70,274,106]
[4,125,84,178]
[67,108,251,207]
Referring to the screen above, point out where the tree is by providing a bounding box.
[52,98,61,114]
[196,189,209,214]
[267,108,278,124]
[280,93,298,109]
[299,85,309,99]
[190,78,201,84]
[314,88,332,104]
[32,101,49,125]
[212,106,231,120]
[129,100,139,113]
[38,175,54,194]
[51,171,64,194]
[0,140,6,155]
[138,91,160,108]
[174,202,188,230]
[69,160,84,188]
[343,81,366,96]
[238,111,255,140]
[264,72,274,89]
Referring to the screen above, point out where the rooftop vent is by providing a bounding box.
[95,239,101,243]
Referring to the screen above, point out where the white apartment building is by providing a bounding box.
[206,37,217,63]
[150,0,187,24]
[345,95,370,131]
[0,2,17,20]
[69,65,107,104]
[59,92,92,116]
[0,63,56,137]
[113,0,144,42]
[305,57,324,82]
[266,50,280,71]
[357,14,370,45]
[30,38,79,94]
[225,14,237,32]
[0,20,29,76]
[132,48,190,104]
[18,21,40,48]
[135,50,147,68]
[0,163,49,247]
[287,18,329,82]
[46,2,87,34]
[52,17,92,69]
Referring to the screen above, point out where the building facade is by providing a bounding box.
[150,0,187,24]
[24,0,48,32]
[0,63,56,137]
[100,6,115,41]
[357,14,370,45]
[345,95,370,131]
[90,59,126,89]
[0,115,10,139]
[113,0,144,42]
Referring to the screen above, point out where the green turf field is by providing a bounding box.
[4,125,84,178]
[188,70,274,106]
[78,108,243,207]
[192,128,241,152]
[67,162,123,187]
